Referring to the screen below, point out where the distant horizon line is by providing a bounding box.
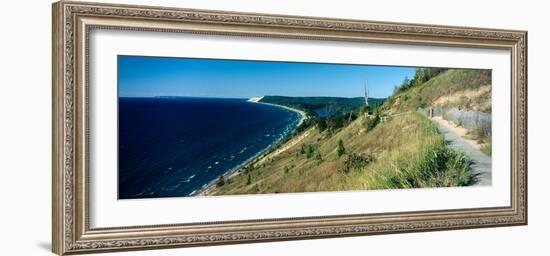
[118,95,387,100]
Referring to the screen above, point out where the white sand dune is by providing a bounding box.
[247,96,264,103]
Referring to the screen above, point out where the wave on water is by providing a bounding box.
[118,97,301,199]
[181,174,196,183]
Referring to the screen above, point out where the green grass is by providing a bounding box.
[384,69,491,113]
[465,127,492,156]
[336,112,471,190]
[209,112,471,195]
[363,138,471,189]
[207,69,489,196]
[481,142,492,156]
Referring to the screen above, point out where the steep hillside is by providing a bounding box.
[208,112,470,195]
[383,69,491,113]
[382,68,492,156]
[206,69,492,195]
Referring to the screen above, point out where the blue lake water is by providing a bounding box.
[118,97,301,199]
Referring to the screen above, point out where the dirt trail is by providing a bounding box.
[431,117,492,186]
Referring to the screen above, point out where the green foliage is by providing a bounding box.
[466,128,491,156]
[337,139,346,157]
[394,77,412,94]
[316,152,323,163]
[388,69,491,112]
[392,68,448,95]
[343,112,358,126]
[413,68,448,87]
[365,113,380,131]
[210,111,473,196]
[481,142,492,156]
[263,96,385,135]
[359,105,371,115]
[294,121,312,134]
[246,174,252,185]
[317,117,327,131]
[261,96,385,117]
[247,164,255,172]
[367,137,471,189]
[313,115,350,133]
[339,153,374,173]
[216,176,226,187]
[306,144,315,159]
[327,116,344,131]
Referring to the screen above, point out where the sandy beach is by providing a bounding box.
[248,96,307,127]
[195,97,308,196]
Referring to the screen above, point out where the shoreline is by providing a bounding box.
[256,101,307,127]
[194,98,307,196]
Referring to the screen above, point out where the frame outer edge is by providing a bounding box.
[52,1,65,255]
[522,31,528,225]
[54,1,528,254]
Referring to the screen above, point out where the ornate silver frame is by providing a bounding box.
[52,1,527,255]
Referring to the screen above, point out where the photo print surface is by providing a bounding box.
[117,55,492,199]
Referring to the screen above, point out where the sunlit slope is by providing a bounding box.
[207,69,491,195]
[384,69,491,113]
[209,112,470,195]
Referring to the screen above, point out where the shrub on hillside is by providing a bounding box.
[216,176,226,187]
[339,153,374,173]
[365,113,380,131]
[337,139,346,157]
[306,144,315,159]
[316,152,323,164]
[246,174,252,185]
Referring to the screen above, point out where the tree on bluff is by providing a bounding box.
[337,139,346,157]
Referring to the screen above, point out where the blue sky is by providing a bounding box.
[118,55,415,99]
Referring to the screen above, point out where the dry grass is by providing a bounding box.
[465,127,492,156]
[209,112,471,195]
[433,85,492,112]
[385,69,491,113]
[208,69,489,195]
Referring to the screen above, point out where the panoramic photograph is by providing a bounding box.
[117,55,492,199]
